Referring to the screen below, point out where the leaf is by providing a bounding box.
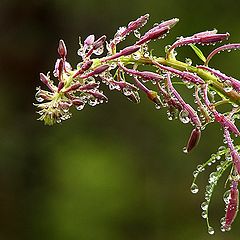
[190,44,206,63]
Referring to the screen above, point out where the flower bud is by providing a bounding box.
[40,73,49,85]
[58,39,67,58]
[224,181,239,230]
[186,128,201,153]
[136,26,169,45]
[57,81,65,92]
[93,35,106,49]
[120,45,141,56]
[84,34,95,46]
[121,14,149,37]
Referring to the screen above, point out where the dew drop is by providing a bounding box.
[223,85,233,93]
[134,30,141,38]
[165,45,171,53]
[155,104,161,110]
[223,190,231,204]
[183,147,188,154]
[208,226,215,235]
[201,201,208,211]
[132,51,141,60]
[93,45,104,55]
[201,210,207,219]
[190,183,199,194]
[193,170,199,178]
[185,58,192,66]
[179,109,190,124]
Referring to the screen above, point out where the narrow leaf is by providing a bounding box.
[190,44,206,62]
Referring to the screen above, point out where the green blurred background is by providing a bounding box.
[0,0,240,239]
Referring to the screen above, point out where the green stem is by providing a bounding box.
[119,56,240,105]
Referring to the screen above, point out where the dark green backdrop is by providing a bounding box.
[0,0,240,239]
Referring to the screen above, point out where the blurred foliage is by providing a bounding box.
[0,0,240,239]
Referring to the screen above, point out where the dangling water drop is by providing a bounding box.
[190,183,199,194]
[208,226,215,235]
[179,109,190,124]
[201,210,207,219]
[183,147,188,153]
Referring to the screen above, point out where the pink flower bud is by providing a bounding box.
[186,128,201,153]
[57,81,64,92]
[136,26,169,45]
[120,45,141,56]
[84,35,95,46]
[93,35,106,50]
[40,73,49,85]
[121,14,149,37]
[58,39,67,58]
[224,181,239,230]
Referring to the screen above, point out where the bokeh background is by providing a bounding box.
[0,0,240,239]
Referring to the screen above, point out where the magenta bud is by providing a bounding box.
[58,39,67,58]
[93,35,106,49]
[120,45,141,56]
[72,98,85,106]
[57,81,64,92]
[79,83,99,91]
[224,181,239,230]
[186,128,201,153]
[68,83,81,91]
[199,33,230,44]
[136,26,169,45]
[91,64,109,75]
[40,73,49,85]
[84,34,95,46]
[81,60,93,71]
[73,60,93,78]
[122,14,149,36]
[58,58,64,77]
[158,18,179,29]
[86,90,108,101]
[193,29,218,38]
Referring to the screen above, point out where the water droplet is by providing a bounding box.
[185,58,192,66]
[76,104,85,110]
[186,82,194,89]
[109,62,117,70]
[223,190,231,204]
[197,164,205,172]
[134,30,141,38]
[93,45,104,55]
[165,45,171,53]
[223,85,233,93]
[201,210,207,218]
[190,183,199,194]
[208,172,218,184]
[208,226,215,235]
[193,170,199,177]
[132,51,141,60]
[123,88,132,96]
[179,110,190,124]
[155,104,161,110]
[201,201,208,210]
[220,225,226,232]
[183,147,188,153]
[220,217,226,225]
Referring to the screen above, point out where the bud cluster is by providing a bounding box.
[35,14,240,233]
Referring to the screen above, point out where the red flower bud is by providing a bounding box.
[58,39,67,58]
[186,128,201,153]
